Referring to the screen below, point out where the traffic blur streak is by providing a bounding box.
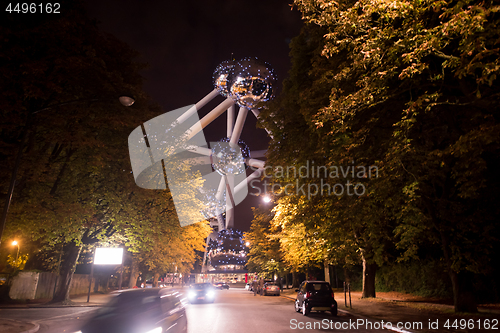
[74,288,187,333]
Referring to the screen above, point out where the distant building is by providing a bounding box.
[200,217,248,283]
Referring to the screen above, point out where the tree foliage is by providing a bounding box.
[244,206,283,277]
[253,0,500,311]
[1,2,211,301]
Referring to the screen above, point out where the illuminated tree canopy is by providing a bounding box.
[251,0,500,312]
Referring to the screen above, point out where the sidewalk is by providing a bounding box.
[279,288,500,332]
[0,292,116,333]
[0,292,116,309]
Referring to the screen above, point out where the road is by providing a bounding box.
[186,288,389,333]
[0,306,97,333]
[0,288,393,333]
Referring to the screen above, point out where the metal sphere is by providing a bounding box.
[212,60,236,97]
[219,137,251,159]
[211,140,247,176]
[228,57,277,109]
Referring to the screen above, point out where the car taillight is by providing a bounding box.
[331,292,335,298]
[305,291,311,298]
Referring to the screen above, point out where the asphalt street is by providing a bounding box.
[0,307,97,333]
[186,288,379,333]
[0,288,387,333]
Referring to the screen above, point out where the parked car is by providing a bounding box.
[76,288,187,333]
[262,282,280,296]
[187,283,216,303]
[214,282,230,290]
[294,281,337,316]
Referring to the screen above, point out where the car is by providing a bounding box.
[187,283,216,303]
[294,281,337,316]
[262,282,280,296]
[75,288,187,333]
[214,282,230,290]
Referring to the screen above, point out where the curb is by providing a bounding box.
[0,303,106,309]
[28,303,105,308]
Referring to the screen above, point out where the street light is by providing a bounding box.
[11,240,19,265]
[0,96,135,246]
[262,195,272,203]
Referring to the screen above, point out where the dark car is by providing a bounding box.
[187,283,216,303]
[294,281,337,316]
[214,282,230,290]
[215,282,230,290]
[77,288,187,333]
[262,282,280,296]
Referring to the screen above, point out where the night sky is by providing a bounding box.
[82,0,304,231]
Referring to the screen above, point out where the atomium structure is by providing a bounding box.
[128,57,275,274]
[129,57,275,233]
[205,229,248,271]
[182,56,275,230]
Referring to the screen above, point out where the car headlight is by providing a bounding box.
[206,290,215,298]
[144,327,162,333]
[188,290,196,298]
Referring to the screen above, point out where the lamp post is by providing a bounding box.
[11,240,19,265]
[0,96,135,246]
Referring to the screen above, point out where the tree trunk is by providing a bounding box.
[449,270,477,312]
[324,261,331,284]
[334,265,339,289]
[153,272,160,287]
[438,226,478,313]
[128,259,140,289]
[360,249,377,298]
[292,271,300,288]
[51,242,82,303]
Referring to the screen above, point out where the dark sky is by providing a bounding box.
[82,0,304,231]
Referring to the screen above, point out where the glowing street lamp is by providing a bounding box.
[262,195,272,203]
[11,240,19,264]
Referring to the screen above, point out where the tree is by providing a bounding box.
[244,206,284,279]
[258,22,393,297]
[120,190,211,286]
[285,0,500,311]
[0,2,153,303]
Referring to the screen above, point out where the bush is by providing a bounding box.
[376,260,452,298]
